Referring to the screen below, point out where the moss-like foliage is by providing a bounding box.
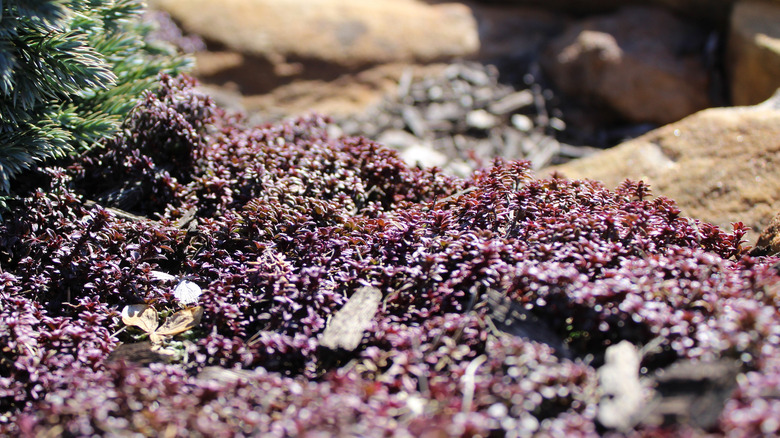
[0,75,778,436]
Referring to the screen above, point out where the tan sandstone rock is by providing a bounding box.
[545,91,780,244]
[727,0,780,106]
[541,6,711,125]
[150,0,478,69]
[754,211,780,255]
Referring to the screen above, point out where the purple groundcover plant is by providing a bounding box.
[0,74,778,436]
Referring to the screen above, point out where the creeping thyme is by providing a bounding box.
[0,75,777,436]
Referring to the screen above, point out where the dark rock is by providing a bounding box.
[106,342,174,366]
[641,359,741,430]
[541,6,712,125]
[485,288,571,359]
[727,1,780,106]
[469,0,738,29]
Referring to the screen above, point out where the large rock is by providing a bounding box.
[727,0,780,106]
[545,91,780,244]
[150,0,478,69]
[541,6,711,125]
[754,211,780,255]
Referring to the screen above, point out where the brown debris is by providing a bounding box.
[642,358,741,430]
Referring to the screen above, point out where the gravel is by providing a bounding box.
[333,62,600,176]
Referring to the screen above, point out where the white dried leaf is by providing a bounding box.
[149,270,177,282]
[174,279,202,305]
[121,304,159,334]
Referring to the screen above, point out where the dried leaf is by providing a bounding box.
[150,270,177,282]
[121,304,159,334]
[173,279,202,305]
[153,306,204,340]
[149,332,165,345]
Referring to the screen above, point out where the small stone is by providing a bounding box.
[197,366,257,385]
[326,123,344,139]
[459,66,490,86]
[489,90,534,114]
[425,119,454,132]
[526,136,559,170]
[473,87,495,104]
[426,102,463,121]
[428,85,444,101]
[466,109,497,130]
[400,144,448,169]
[443,160,473,178]
[597,341,647,431]
[397,68,413,99]
[549,117,566,131]
[377,130,421,149]
[511,114,534,132]
[402,107,427,137]
[106,341,173,365]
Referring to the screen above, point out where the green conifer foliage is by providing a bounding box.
[0,0,191,192]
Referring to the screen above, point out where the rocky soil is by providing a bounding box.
[147,0,780,245]
[149,0,780,230]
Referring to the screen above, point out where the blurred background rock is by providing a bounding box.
[147,0,780,243]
